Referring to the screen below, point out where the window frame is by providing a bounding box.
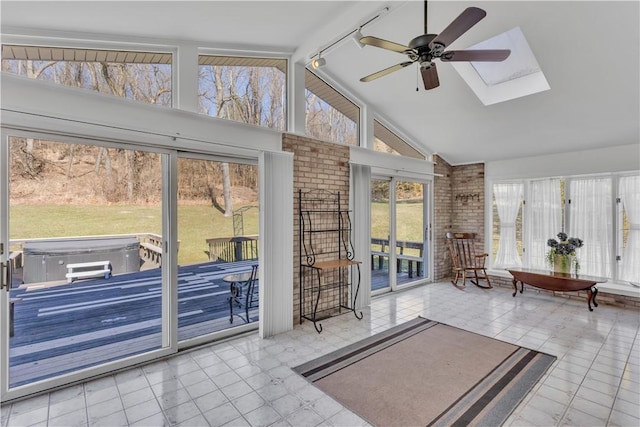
[304,68,360,146]
[490,171,639,283]
[1,42,176,107]
[197,53,288,130]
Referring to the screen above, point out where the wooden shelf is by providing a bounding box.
[305,259,361,270]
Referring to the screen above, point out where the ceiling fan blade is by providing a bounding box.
[360,61,414,82]
[429,7,487,49]
[420,64,440,90]
[440,49,511,62]
[359,36,412,54]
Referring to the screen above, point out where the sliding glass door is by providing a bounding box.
[370,177,431,294]
[1,132,174,399]
[395,180,428,288]
[371,179,391,292]
[176,155,259,344]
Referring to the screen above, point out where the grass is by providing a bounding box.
[10,203,258,265]
[371,201,424,256]
[10,202,421,263]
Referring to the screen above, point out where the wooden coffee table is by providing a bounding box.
[508,268,607,311]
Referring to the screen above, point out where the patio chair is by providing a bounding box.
[446,232,492,289]
[228,264,259,323]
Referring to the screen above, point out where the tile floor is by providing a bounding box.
[1,282,639,427]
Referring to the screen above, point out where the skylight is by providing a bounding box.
[451,27,550,105]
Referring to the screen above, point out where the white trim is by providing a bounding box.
[1,73,282,157]
[350,146,437,182]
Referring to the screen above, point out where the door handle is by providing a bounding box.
[1,261,10,292]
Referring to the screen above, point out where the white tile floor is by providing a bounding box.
[1,282,639,427]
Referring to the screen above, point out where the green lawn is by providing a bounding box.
[10,203,258,265]
[371,201,424,256]
[11,202,421,264]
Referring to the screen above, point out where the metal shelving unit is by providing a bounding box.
[298,189,362,333]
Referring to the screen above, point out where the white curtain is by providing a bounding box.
[526,179,562,269]
[569,177,612,277]
[494,183,523,267]
[619,175,640,283]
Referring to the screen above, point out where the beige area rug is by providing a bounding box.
[294,317,556,427]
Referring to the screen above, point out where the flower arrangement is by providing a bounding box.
[546,232,583,272]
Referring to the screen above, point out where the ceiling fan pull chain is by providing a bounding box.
[416,67,420,91]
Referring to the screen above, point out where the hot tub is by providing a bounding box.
[23,236,140,284]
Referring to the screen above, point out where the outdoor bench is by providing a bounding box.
[66,261,112,283]
[371,238,424,278]
[370,237,389,270]
[396,240,424,278]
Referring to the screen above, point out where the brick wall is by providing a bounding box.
[280,139,638,318]
[433,155,453,280]
[282,133,350,325]
[451,162,485,247]
[433,156,485,281]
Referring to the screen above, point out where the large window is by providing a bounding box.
[618,175,640,284]
[492,173,639,283]
[1,45,172,105]
[305,69,359,145]
[198,55,287,130]
[374,120,424,159]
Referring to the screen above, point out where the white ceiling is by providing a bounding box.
[2,1,638,165]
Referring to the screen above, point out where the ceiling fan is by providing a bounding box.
[359,2,511,90]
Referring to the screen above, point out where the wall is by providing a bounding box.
[433,156,452,280]
[433,156,486,281]
[486,144,639,180]
[282,133,350,325]
[451,163,485,247]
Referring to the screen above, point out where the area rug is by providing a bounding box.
[294,317,556,427]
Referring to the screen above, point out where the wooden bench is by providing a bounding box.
[66,261,112,283]
[396,240,424,278]
[371,238,424,278]
[371,237,390,270]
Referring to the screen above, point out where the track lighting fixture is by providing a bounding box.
[312,53,326,69]
[308,7,390,69]
[353,28,365,48]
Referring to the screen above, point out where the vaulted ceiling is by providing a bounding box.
[2,1,638,165]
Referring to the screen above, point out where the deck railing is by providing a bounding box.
[206,235,259,263]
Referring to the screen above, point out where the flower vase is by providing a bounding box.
[553,254,574,274]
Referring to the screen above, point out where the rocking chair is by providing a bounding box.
[446,232,492,289]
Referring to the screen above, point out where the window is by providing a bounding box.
[305,69,359,145]
[492,173,639,283]
[198,55,287,130]
[374,120,424,159]
[525,178,562,269]
[567,177,612,277]
[492,182,523,268]
[451,27,550,106]
[617,175,639,283]
[1,45,172,105]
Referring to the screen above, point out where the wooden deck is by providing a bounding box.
[9,259,424,388]
[8,260,257,388]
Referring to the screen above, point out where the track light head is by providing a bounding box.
[311,56,326,69]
